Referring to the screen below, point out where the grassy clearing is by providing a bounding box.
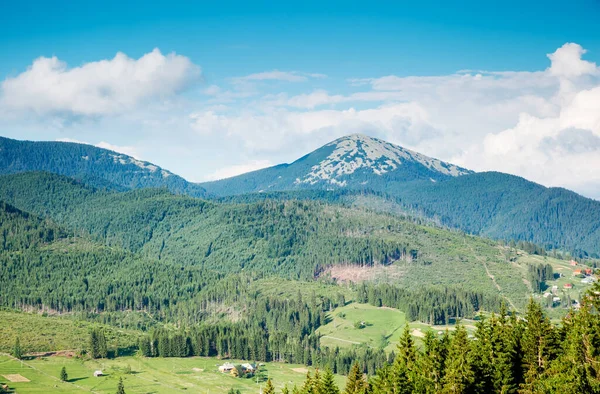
[0,354,344,394]
[0,310,140,354]
[317,303,479,353]
[318,303,407,353]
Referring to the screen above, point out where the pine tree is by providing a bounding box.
[344,362,367,394]
[116,377,125,394]
[441,324,474,394]
[321,367,340,394]
[416,330,446,394]
[391,325,416,393]
[60,366,68,382]
[281,385,290,394]
[264,378,276,394]
[12,337,22,359]
[520,298,556,393]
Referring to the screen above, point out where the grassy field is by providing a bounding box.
[0,354,345,393]
[317,303,479,353]
[0,310,140,354]
[318,303,411,353]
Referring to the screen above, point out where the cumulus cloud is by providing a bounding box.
[187,43,600,198]
[204,159,273,181]
[1,49,200,116]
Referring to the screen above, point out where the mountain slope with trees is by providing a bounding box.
[0,171,560,312]
[0,136,208,197]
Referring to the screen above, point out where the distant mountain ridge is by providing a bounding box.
[0,136,208,197]
[2,133,600,256]
[200,133,471,196]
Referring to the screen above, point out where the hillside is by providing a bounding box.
[394,172,600,258]
[0,172,585,314]
[0,136,208,197]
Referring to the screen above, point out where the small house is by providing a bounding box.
[241,363,256,373]
[585,268,593,275]
[218,362,235,373]
[551,285,558,294]
[573,269,582,275]
[570,260,578,266]
[564,283,573,289]
[93,370,103,377]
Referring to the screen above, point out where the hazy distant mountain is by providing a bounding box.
[201,133,471,196]
[0,136,208,197]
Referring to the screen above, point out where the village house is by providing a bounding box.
[582,276,596,284]
[93,370,103,377]
[218,362,235,373]
[564,283,573,289]
[570,260,578,266]
[241,363,256,373]
[573,269,582,275]
[585,268,593,275]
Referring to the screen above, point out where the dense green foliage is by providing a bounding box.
[393,171,600,258]
[527,263,554,293]
[356,282,502,324]
[280,285,600,393]
[0,136,207,197]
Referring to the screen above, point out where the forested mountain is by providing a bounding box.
[200,133,471,196]
[0,136,208,197]
[393,171,600,258]
[0,171,557,313]
[201,135,600,256]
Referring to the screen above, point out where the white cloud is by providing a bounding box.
[204,159,273,181]
[548,43,598,78]
[1,49,200,116]
[231,70,325,84]
[56,138,141,159]
[187,43,600,198]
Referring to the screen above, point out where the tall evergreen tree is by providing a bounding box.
[116,377,126,394]
[321,367,340,394]
[520,298,556,394]
[12,337,22,359]
[344,362,367,394]
[441,324,474,394]
[391,325,417,393]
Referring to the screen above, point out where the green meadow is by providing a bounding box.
[0,354,345,393]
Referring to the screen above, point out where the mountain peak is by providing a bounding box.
[295,133,470,186]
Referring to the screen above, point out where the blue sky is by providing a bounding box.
[1,1,600,197]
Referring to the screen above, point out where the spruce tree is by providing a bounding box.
[321,367,340,394]
[520,298,556,393]
[60,366,68,382]
[441,324,474,394]
[12,337,22,359]
[116,377,125,394]
[344,362,366,394]
[391,325,416,393]
[416,330,446,394]
[264,378,276,394]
